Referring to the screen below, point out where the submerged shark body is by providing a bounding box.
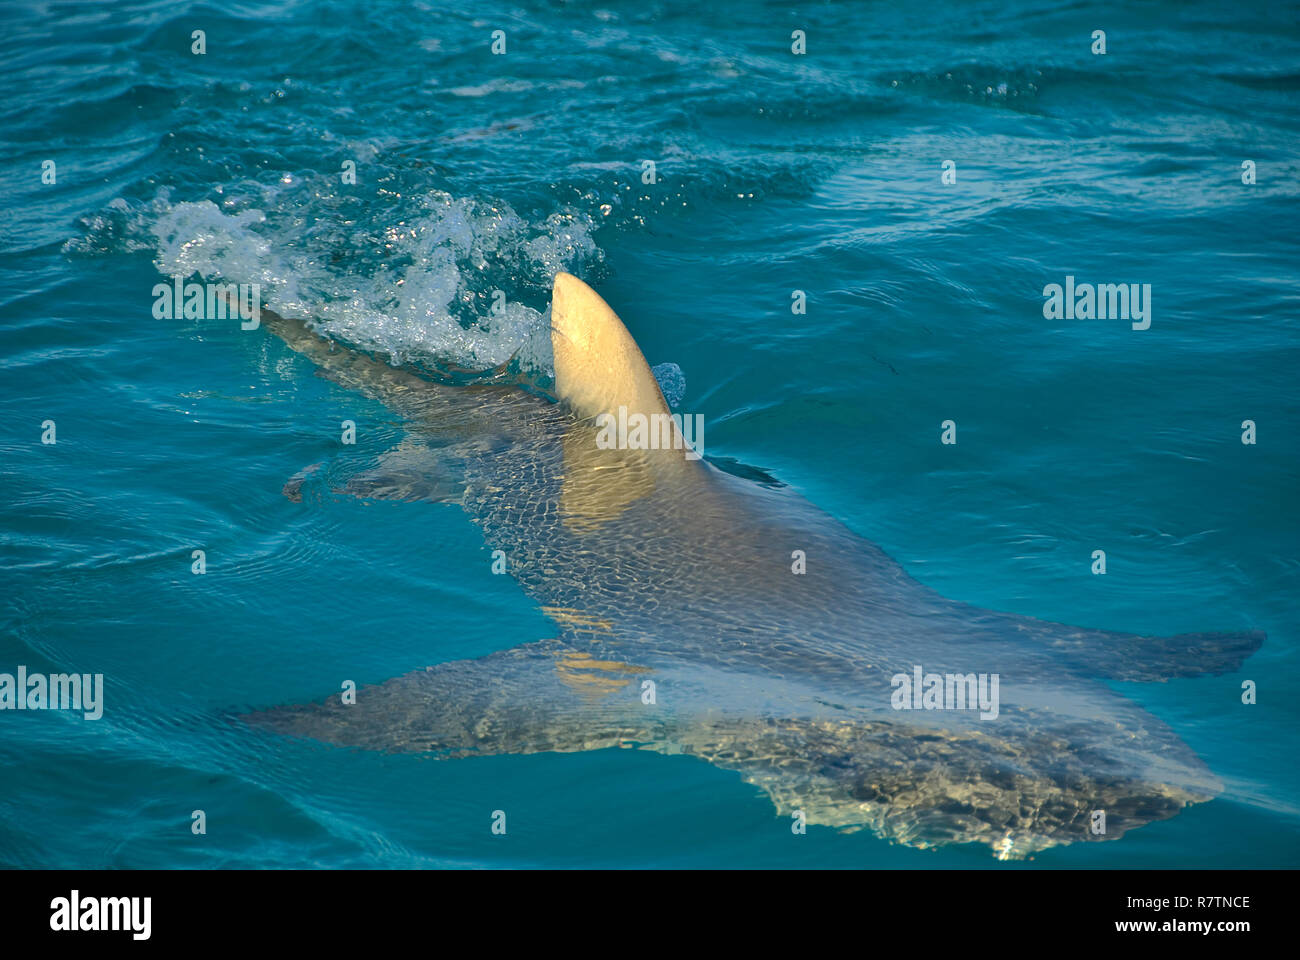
[245,273,1261,858]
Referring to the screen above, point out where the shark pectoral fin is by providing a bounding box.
[242,641,663,756]
[339,468,464,504]
[284,441,468,505]
[282,462,324,502]
[667,713,1217,858]
[1029,620,1265,681]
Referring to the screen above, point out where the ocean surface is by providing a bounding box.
[1,0,1297,868]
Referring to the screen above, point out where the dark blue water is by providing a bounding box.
[1,0,1297,867]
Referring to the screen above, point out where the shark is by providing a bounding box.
[243,271,1262,858]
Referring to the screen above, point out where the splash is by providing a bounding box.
[69,181,604,375]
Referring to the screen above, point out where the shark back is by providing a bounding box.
[241,273,1261,858]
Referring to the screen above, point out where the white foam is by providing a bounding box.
[75,181,603,375]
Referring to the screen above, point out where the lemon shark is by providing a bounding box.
[244,272,1262,858]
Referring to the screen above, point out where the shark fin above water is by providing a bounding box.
[550,271,671,422]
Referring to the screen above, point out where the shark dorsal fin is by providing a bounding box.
[550,272,670,421]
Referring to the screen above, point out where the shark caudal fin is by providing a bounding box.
[550,272,671,421]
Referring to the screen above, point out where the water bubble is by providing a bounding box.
[651,362,686,408]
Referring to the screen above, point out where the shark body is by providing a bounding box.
[245,272,1261,858]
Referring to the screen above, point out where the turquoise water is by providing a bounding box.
[1,0,1297,868]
